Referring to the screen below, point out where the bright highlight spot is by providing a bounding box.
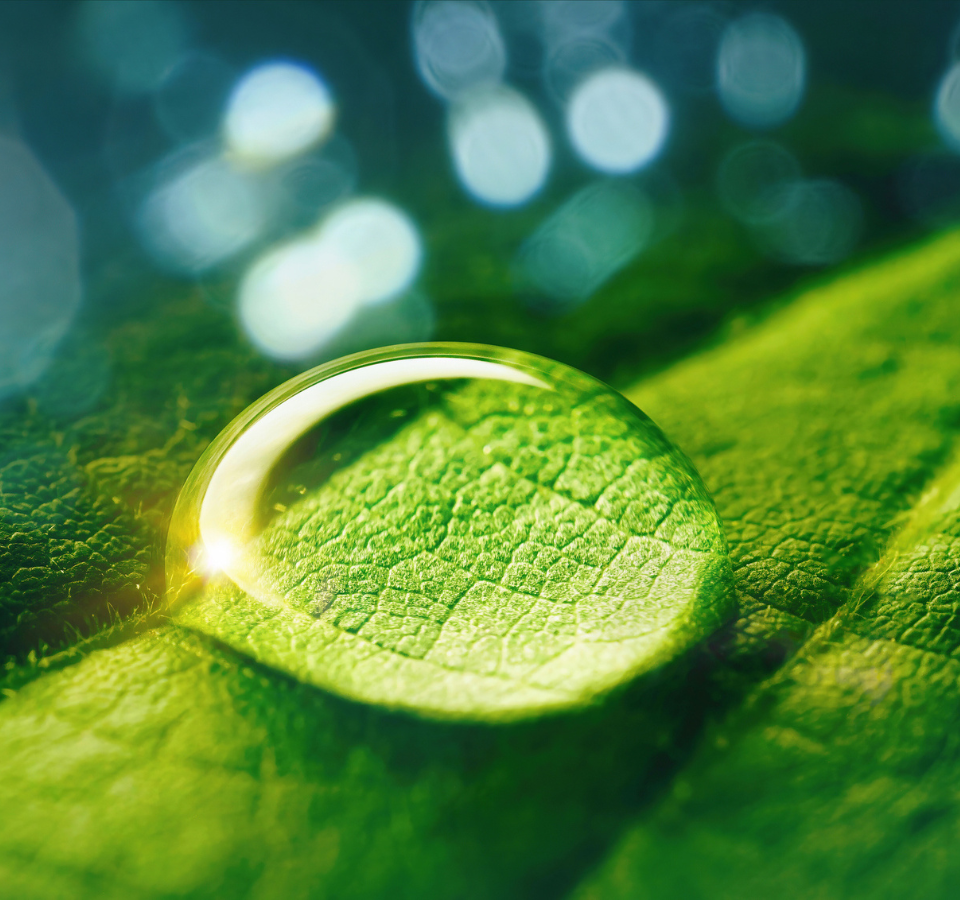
[224,62,335,167]
[239,237,362,361]
[193,538,238,577]
[414,0,506,100]
[935,62,960,152]
[567,67,669,174]
[518,180,653,307]
[77,0,190,93]
[319,199,422,306]
[717,140,801,224]
[139,153,268,273]
[0,139,81,398]
[717,13,805,129]
[760,179,862,266]
[448,86,551,206]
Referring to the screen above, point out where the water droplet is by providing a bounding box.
[165,344,731,720]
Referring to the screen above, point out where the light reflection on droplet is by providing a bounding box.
[518,180,653,308]
[717,140,802,224]
[567,67,669,174]
[238,237,363,361]
[138,151,269,273]
[717,13,805,129]
[319,199,423,306]
[224,62,336,167]
[77,0,190,93]
[448,86,551,206]
[0,138,81,399]
[935,62,960,153]
[413,0,507,100]
[758,179,862,266]
[163,342,728,721]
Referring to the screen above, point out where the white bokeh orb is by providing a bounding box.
[318,198,423,306]
[224,62,335,167]
[566,67,669,174]
[238,238,362,361]
[448,86,552,206]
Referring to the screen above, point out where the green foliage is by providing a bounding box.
[175,376,730,720]
[5,226,960,897]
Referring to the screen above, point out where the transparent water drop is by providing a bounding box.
[165,344,731,721]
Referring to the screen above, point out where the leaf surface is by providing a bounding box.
[5,230,960,897]
[174,375,730,720]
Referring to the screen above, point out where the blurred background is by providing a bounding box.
[3,0,960,408]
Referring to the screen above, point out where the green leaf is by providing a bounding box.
[172,371,731,721]
[5,228,960,898]
[570,458,960,900]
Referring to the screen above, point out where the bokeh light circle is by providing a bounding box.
[717,13,805,129]
[138,153,269,273]
[78,0,190,93]
[760,179,862,266]
[519,180,653,308]
[0,139,81,398]
[224,62,336,167]
[935,62,960,152]
[239,237,362,361]
[448,86,552,206]
[319,199,423,306]
[413,0,506,100]
[567,67,669,174]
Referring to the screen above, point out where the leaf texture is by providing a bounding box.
[4,230,960,897]
[175,375,730,719]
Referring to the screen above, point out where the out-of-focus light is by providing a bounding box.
[273,136,358,228]
[759,179,861,266]
[935,63,960,152]
[318,199,423,306]
[224,62,335,167]
[717,140,801,224]
[448,86,551,206]
[539,0,626,44]
[239,237,362,361]
[717,13,805,129]
[77,0,190,93]
[154,53,235,144]
[414,0,506,100]
[542,33,626,106]
[567,67,669,174]
[518,180,652,307]
[0,139,81,399]
[138,153,269,273]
